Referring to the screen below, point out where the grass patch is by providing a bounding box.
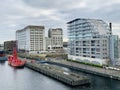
[66,59,103,68]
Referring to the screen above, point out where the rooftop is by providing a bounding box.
[67,18,103,24]
[16,25,45,32]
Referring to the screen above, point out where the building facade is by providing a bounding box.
[0,44,4,51]
[67,18,111,65]
[47,28,63,50]
[109,35,120,65]
[16,25,45,53]
[45,37,52,50]
[119,39,120,59]
[4,40,17,52]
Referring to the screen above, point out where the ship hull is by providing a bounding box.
[8,48,25,68]
[8,61,25,68]
[0,56,7,61]
[0,51,7,61]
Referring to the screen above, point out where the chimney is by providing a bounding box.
[109,22,112,35]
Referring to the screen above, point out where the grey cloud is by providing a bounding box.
[0,0,120,43]
[23,0,85,9]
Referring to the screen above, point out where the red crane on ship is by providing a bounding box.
[8,48,25,68]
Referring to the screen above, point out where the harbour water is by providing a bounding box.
[0,61,120,90]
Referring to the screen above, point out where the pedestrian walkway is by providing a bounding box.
[49,59,120,80]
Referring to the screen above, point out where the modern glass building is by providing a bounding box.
[67,18,111,65]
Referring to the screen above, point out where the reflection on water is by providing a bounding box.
[43,63,120,90]
[0,61,89,90]
[0,61,120,90]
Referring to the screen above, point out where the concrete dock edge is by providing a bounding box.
[25,62,90,86]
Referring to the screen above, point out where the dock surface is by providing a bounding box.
[25,62,90,86]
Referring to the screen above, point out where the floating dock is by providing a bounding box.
[25,62,90,86]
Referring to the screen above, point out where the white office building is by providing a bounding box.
[16,25,45,53]
[67,18,112,65]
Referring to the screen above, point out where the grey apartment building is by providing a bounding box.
[109,35,120,65]
[4,40,17,52]
[67,18,120,65]
[46,28,63,50]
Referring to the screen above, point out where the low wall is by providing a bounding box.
[68,55,108,65]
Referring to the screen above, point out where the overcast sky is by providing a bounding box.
[0,0,120,43]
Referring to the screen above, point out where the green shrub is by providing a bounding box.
[66,59,103,68]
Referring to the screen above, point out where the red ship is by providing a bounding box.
[8,48,25,68]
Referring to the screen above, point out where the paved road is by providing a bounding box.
[49,59,120,79]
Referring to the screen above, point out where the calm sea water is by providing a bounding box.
[0,61,120,90]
